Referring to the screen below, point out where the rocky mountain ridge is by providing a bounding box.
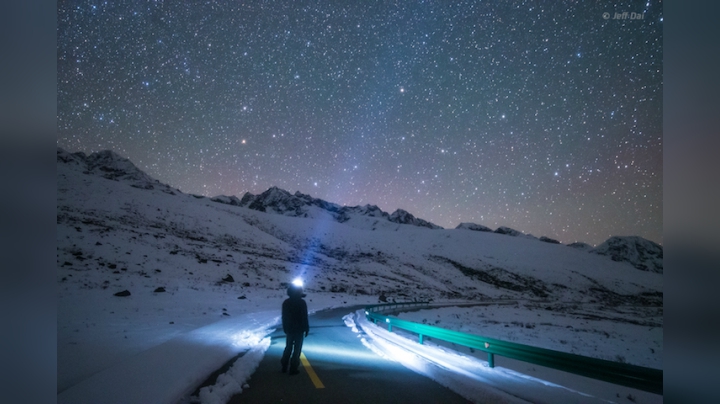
[212,186,443,230]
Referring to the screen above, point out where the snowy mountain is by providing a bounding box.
[57,147,662,303]
[238,186,339,216]
[591,236,664,274]
[538,236,561,244]
[567,241,594,251]
[458,223,557,244]
[455,222,493,232]
[56,147,663,400]
[224,186,442,230]
[494,226,527,237]
[387,208,442,229]
[57,148,179,194]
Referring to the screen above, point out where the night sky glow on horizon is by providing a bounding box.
[57,1,662,246]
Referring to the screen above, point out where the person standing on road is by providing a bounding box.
[281,282,309,375]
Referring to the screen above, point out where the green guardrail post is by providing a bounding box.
[419,334,424,344]
[488,352,495,368]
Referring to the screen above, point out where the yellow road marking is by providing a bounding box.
[300,352,325,389]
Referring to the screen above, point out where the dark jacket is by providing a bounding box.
[282,295,309,335]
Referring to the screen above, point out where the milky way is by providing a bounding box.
[57,1,662,246]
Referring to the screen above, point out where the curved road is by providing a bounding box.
[228,305,471,404]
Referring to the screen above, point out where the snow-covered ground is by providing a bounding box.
[396,302,662,369]
[56,148,663,403]
[57,289,376,404]
[57,281,374,397]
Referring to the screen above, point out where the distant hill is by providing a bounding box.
[591,236,663,274]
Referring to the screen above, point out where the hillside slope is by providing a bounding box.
[57,148,662,305]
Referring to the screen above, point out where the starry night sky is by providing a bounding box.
[57,1,662,246]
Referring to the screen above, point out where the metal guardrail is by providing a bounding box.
[365,302,663,395]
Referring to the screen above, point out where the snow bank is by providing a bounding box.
[197,337,271,404]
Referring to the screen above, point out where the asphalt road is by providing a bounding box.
[228,305,471,404]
